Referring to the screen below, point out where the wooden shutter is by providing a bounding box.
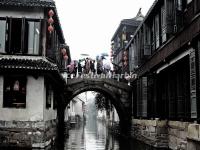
[161,4,167,43]
[175,0,184,32]
[177,64,184,118]
[147,74,155,118]
[141,77,147,117]
[166,0,175,35]
[168,69,177,119]
[21,18,25,53]
[137,79,142,117]
[151,20,155,53]
[0,19,6,53]
[194,0,200,14]
[144,24,151,56]
[8,18,12,53]
[190,49,197,119]
[129,44,135,71]
[155,14,160,49]
[39,19,43,56]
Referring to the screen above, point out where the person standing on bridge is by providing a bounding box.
[90,60,96,74]
[85,57,90,74]
[97,56,103,74]
[78,59,82,76]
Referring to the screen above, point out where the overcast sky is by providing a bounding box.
[55,0,155,60]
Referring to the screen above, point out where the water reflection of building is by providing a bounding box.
[97,105,119,134]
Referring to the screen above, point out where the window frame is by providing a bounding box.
[3,75,27,109]
[0,17,42,55]
[0,18,6,53]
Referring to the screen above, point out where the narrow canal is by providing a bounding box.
[3,120,166,150]
[60,120,162,150]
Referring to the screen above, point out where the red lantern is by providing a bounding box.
[124,56,128,61]
[48,25,54,33]
[48,9,54,17]
[48,17,54,24]
[124,50,127,56]
[124,61,128,66]
[61,48,67,55]
[63,55,68,60]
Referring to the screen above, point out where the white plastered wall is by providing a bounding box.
[0,76,44,121]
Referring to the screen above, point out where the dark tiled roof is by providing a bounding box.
[111,18,142,41]
[0,56,58,71]
[121,19,141,26]
[0,0,55,8]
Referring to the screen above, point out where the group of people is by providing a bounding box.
[66,56,111,77]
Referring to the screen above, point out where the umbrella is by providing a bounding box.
[80,53,89,57]
[101,52,109,57]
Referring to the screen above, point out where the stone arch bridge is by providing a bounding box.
[63,78,133,135]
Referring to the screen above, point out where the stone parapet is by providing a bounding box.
[187,123,200,150]
[132,119,200,150]
[0,119,57,148]
[168,121,189,150]
[132,119,168,148]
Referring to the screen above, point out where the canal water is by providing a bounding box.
[3,120,164,150]
[60,120,161,150]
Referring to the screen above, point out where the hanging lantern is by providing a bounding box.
[48,9,54,17]
[110,53,113,57]
[13,80,19,91]
[61,48,67,55]
[124,56,128,61]
[123,50,128,56]
[63,55,68,60]
[124,61,128,66]
[48,17,54,24]
[48,25,54,33]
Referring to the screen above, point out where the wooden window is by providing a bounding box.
[3,76,26,108]
[177,0,183,11]
[166,0,175,35]
[137,77,147,118]
[147,74,156,118]
[151,21,155,52]
[0,19,6,53]
[194,0,200,13]
[3,18,41,55]
[9,18,23,53]
[161,5,167,43]
[144,24,151,56]
[155,14,160,49]
[27,21,41,55]
[46,83,53,109]
[129,43,135,71]
[189,49,197,119]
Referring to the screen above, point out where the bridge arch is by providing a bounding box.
[64,78,132,135]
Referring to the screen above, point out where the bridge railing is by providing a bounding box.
[61,71,137,84]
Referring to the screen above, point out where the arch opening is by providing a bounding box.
[64,85,132,136]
